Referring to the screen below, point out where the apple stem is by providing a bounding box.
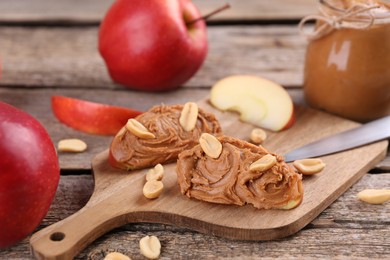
[186,3,231,26]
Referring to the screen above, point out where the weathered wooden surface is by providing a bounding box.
[0,88,304,169]
[1,87,388,172]
[0,0,389,259]
[0,25,307,89]
[1,173,389,259]
[29,100,388,258]
[0,0,317,25]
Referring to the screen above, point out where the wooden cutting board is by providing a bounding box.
[30,99,388,259]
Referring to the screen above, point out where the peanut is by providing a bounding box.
[143,180,164,199]
[293,158,325,175]
[357,189,390,204]
[179,102,199,131]
[250,128,267,144]
[139,235,161,259]
[115,126,127,140]
[57,138,87,153]
[146,164,164,181]
[125,119,155,139]
[249,154,277,172]
[104,252,131,260]
[199,133,222,159]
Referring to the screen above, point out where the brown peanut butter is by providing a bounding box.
[304,24,390,122]
[303,2,390,122]
[176,136,303,210]
[109,104,222,170]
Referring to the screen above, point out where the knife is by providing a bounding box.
[284,115,390,162]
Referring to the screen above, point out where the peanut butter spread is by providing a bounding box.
[109,104,222,170]
[176,136,303,210]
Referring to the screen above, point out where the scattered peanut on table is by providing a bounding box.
[104,252,131,260]
[146,164,164,181]
[357,189,390,204]
[143,180,164,199]
[293,158,325,175]
[57,138,87,153]
[139,235,161,259]
[143,164,165,199]
[250,128,267,144]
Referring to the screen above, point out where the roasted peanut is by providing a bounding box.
[125,119,155,139]
[146,164,164,181]
[357,189,390,204]
[199,133,222,159]
[293,158,325,175]
[139,235,161,259]
[104,252,131,260]
[143,180,164,199]
[57,138,87,153]
[179,102,199,131]
[115,126,127,140]
[249,154,277,172]
[250,128,267,144]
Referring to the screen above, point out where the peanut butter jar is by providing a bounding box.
[300,0,390,122]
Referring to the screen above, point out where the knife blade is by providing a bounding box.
[284,115,390,162]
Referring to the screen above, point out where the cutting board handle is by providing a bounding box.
[30,194,128,260]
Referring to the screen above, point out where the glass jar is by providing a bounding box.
[301,0,390,122]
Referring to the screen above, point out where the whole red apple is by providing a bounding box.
[99,0,208,91]
[0,102,60,248]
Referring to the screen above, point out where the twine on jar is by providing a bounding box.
[298,0,381,40]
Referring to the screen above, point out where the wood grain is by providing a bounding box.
[2,87,389,171]
[29,101,387,259]
[0,0,317,25]
[0,0,388,258]
[2,171,388,259]
[0,25,307,89]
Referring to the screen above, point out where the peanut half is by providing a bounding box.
[249,154,277,172]
[146,164,164,181]
[58,138,87,153]
[143,180,164,199]
[199,133,222,159]
[179,102,199,131]
[293,158,325,175]
[357,189,390,204]
[104,252,131,260]
[115,126,127,140]
[125,119,155,139]
[139,235,161,260]
[250,128,267,144]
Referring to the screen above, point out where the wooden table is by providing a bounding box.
[1,1,389,259]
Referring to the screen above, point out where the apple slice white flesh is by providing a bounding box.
[210,75,294,131]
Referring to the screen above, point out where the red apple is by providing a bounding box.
[52,96,142,135]
[98,0,208,91]
[0,102,60,248]
[210,75,295,132]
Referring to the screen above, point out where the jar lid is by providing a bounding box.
[299,0,390,40]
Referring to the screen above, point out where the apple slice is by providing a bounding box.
[52,96,142,135]
[210,75,295,131]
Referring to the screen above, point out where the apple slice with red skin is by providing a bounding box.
[210,75,295,132]
[52,96,142,135]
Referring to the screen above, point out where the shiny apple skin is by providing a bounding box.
[0,102,60,248]
[99,0,208,91]
[51,96,142,135]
